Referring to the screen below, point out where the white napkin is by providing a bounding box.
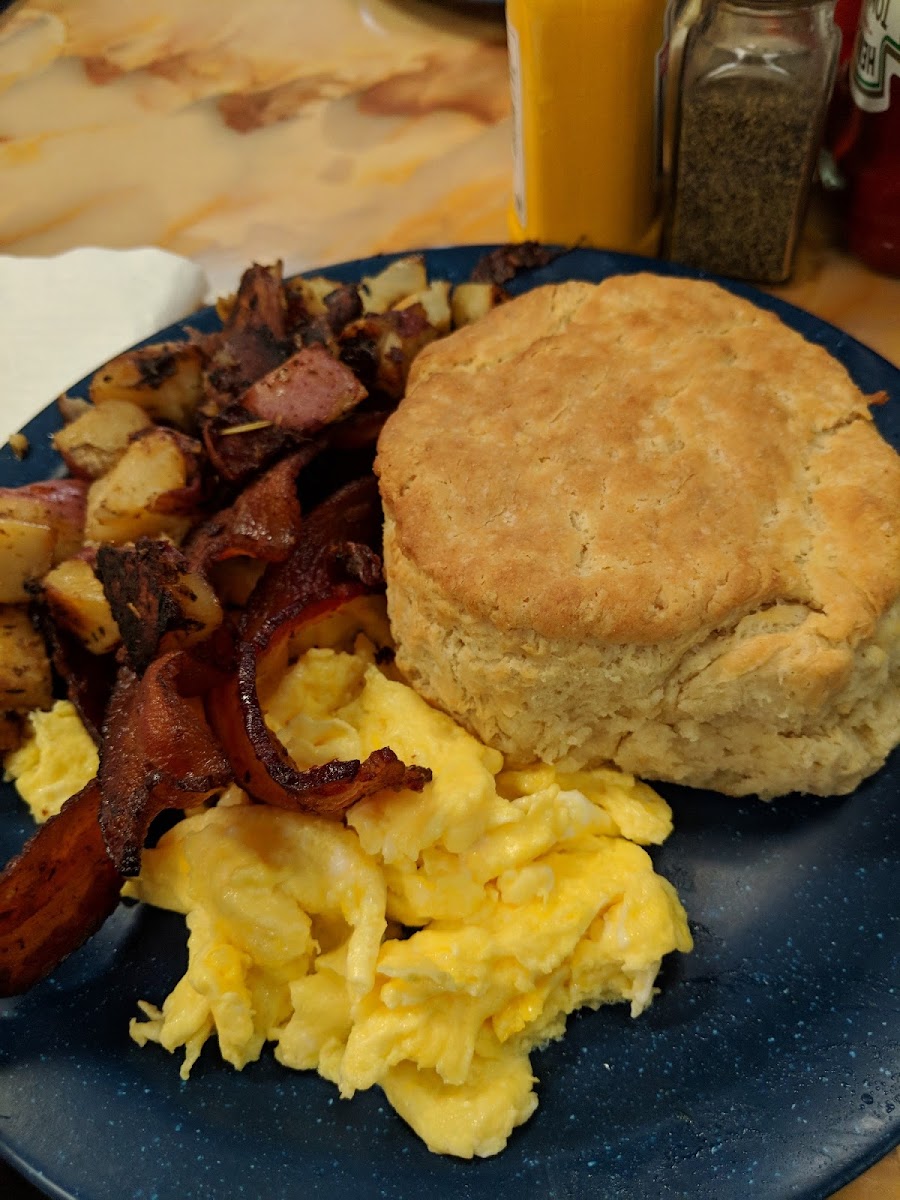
[0,247,209,445]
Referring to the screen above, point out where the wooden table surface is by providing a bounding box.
[0,1,898,1197]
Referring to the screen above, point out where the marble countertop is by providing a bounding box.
[2,0,899,367]
[0,2,898,1198]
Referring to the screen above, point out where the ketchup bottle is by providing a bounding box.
[845,0,900,274]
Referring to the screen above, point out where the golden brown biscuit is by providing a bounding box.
[376,275,900,797]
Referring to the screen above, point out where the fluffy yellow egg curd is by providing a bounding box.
[3,700,99,822]
[4,600,692,1159]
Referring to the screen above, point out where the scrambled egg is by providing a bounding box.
[3,700,99,822]
[3,603,692,1159]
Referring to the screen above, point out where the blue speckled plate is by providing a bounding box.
[1,247,898,1200]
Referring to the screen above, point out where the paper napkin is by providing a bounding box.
[0,246,208,445]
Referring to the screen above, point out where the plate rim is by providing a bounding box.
[1,243,898,1200]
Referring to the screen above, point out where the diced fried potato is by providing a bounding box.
[360,256,427,314]
[286,275,343,317]
[7,433,29,461]
[340,304,440,401]
[90,341,205,429]
[57,394,92,424]
[53,400,153,480]
[394,280,452,334]
[85,430,195,545]
[95,539,223,672]
[0,519,55,603]
[0,483,86,564]
[42,558,120,654]
[215,292,236,322]
[451,282,503,329]
[162,569,223,652]
[0,605,52,713]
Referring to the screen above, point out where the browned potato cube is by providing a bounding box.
[360,256,427,314]
[53,400,153,480]
[90,341,205,429]
[208,557,266,607]
[0,480,87,566]
[163,567,223,652]
[394,280,452,333]
[42,558,120,654]
[57,394,91,424]
[0,519,55,603]
[0,605,52,713]
[450,282,503,328]
[286,275,343,317]
[85,429,197,545]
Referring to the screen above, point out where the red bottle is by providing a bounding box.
[845,0,900,275]
[834,0,863,57]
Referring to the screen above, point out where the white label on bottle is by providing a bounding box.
[506,17,526,228]
[851,0,900,112]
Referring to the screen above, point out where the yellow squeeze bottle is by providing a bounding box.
[506,0,669,255]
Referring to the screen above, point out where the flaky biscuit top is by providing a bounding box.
[375,276,900,647]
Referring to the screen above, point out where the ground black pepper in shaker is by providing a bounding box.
[666,0,840,283]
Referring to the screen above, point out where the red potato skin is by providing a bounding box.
[0,479,88,560]
[184,447,310,570]
[241,344,367,431]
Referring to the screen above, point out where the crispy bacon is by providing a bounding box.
[201,263,291,411]
[0,260,449,997]
[40,615,117,743]
[469,241,560,285]
[0,780,123,996]
[99,652,232,876]
[185,448,309,572]
[240,476,384,641]
[327,408,390,452]
[207,477,431,814]
[0,713,23,754]
[201,403,304,483]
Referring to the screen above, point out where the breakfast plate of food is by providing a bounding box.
[0,245,897,1200]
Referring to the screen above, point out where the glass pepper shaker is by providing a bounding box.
[666,0,840,283]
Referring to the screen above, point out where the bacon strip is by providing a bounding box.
[201,402,302,483]
[99,652,232,876]
[0,780,122,996]
[207,477,431,814]
[0,260,444,996]
[201,263,291,411]
[469,241,560,285]
[39,615,117,744]
[185,447,311,571]
[241,475,384,641]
